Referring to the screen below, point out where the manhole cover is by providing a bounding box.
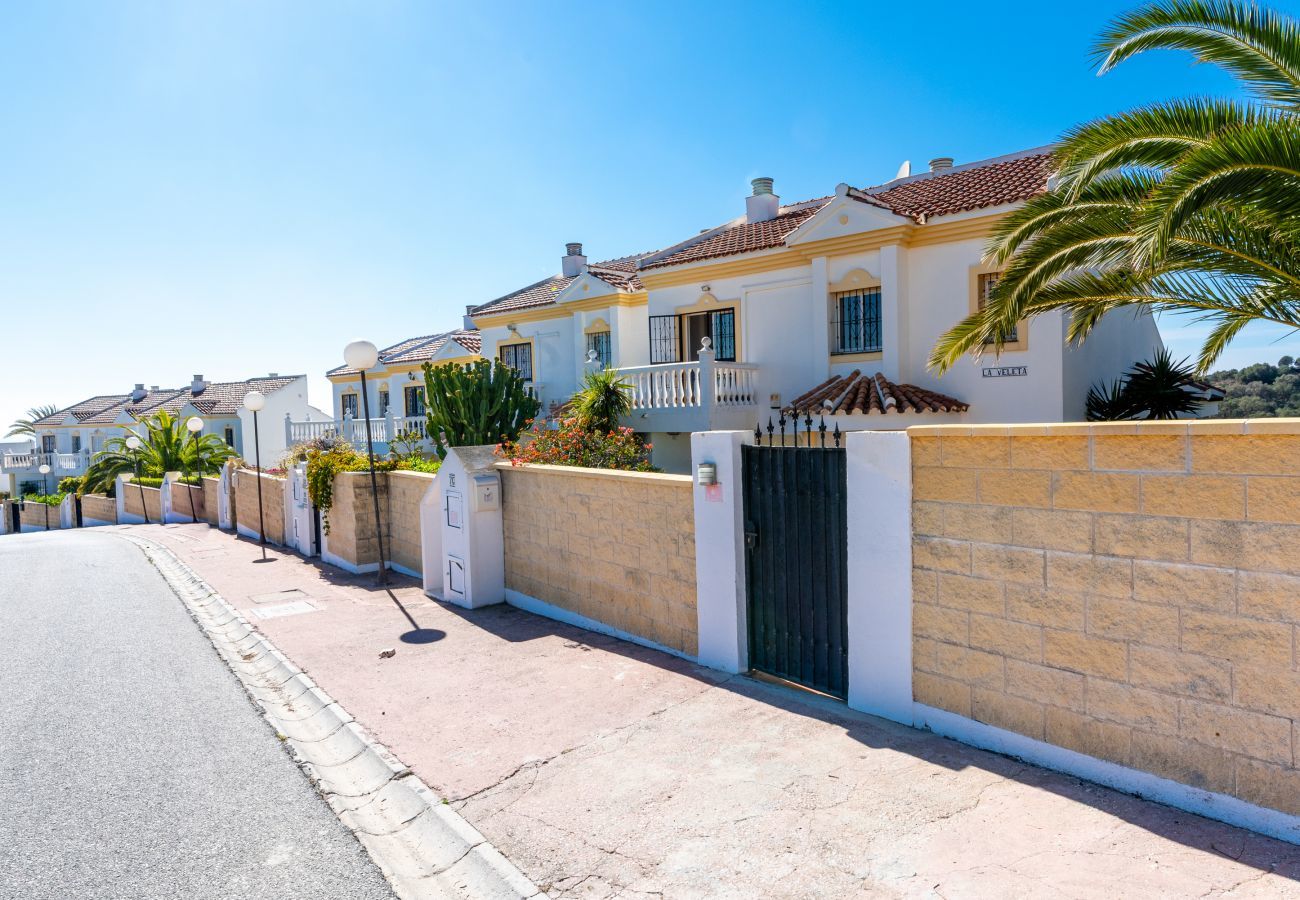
[251,601,317,619]
[250,588,310,604]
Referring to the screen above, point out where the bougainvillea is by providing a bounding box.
[497,418,655,472]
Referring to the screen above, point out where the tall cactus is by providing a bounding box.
[422,359,541,459]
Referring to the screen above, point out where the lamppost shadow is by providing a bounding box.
[385,589,446,645]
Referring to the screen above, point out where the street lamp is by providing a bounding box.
[125,434,147,524]
[185,416,203,524]
[343,338,388,585]
[242,390,268,561]
[37,463,50,530]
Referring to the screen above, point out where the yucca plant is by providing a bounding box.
[81,410,236,494]
[1087,348,1206,419]
[422,359,540,459]
[931,1,1300,377]
[570,368,633,434]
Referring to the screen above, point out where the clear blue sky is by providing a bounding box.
[2,0,1294,434]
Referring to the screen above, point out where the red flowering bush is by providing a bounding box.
[497,418,656,471]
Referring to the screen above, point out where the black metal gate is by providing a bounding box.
[8,502,19,534]
[74,495,83,527]
[742,418,849,699]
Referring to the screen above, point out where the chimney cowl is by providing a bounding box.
[561,242,587,277]
[131,383,147,402]
[929,156,954,173]
[746,177,779,223]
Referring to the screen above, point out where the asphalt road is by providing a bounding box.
[0,530,394,900]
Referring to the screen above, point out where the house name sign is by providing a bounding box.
[982,366,1028,378]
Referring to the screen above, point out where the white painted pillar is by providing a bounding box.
[115,474,144,525]
[809,255,830,381]
[419,472,445,597]
[844,429,913,723]
[691,430,750,673]
[59,494,76,529]
[879,244,908,382]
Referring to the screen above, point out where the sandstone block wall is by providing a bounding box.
[910,420,1300,816]
[123,483,162,522]
[81,494,116,524]
[500,464,698,657]
[234,469,285,545]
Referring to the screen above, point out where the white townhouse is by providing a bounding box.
[292,330,483,451]
[464,147,1165,471]
[2,374,324,493]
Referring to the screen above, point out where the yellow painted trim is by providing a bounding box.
[640,251,807,289]
[792,226,913,261]
[969,263,1028,353]
[495,336,538,381]
[583,317,610,335]
[472,291,646,328]
[827,268,880,294]
[909,213,1004,247]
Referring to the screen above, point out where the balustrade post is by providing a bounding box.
[698,340,717,416]
[284,413,293,447]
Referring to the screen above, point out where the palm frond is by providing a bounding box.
[1096,0,1300,110]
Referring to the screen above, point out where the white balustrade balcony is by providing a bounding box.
[617,347,760,431]
[284,413,431,452]
[1,450,91,476]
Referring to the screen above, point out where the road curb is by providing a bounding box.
[120,534,548,900]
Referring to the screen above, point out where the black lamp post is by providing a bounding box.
[242,390,268,560]
[344,339,387,586]
[185,416,203,524]
[38,463,50,530]
[125,434,147,524]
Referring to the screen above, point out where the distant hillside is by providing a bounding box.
[1207,356,1300,418]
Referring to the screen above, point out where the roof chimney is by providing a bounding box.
[464,304,477,330]
[929,157,954,173]
[131,383,147,402]
[268,372,278,378]
[562,242,587,277]
[191,374,208,395]
[746,177,779,223]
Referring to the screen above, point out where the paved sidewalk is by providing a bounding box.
[129,523,1300,899]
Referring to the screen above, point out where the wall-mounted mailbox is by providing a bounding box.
[445,491,463,528]
[472,473,500,511]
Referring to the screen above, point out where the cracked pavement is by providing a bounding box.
[137,523,1300,899]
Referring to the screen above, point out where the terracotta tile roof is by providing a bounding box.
[640,200,830,271]
[329,330,483,376]
[787,371,968,416]
[639,148,1054,273]
[44,377,302,426]
[855,151,1054,221]
[471,252,654,319]
[34,394,132,426]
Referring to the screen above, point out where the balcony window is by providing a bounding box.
[586,331,612,369]
[341,393,359,419]
[379,389,390,416]
[71,435,81,453]
[649,309,736,364]
[499,342,533,381]
[41,435,55,453]
[832,288,883,355]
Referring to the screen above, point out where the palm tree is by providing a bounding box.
[1087,348,1206,419]
[931,1,1300,377]
[81,410,236,495]
[6,404,60,438]
[570,368,633,433]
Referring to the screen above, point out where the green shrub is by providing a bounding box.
[423,359,539,458]
[498,419,655,471]
[57,476,81,495]
[305,444,439,532]
[25,493,65,507]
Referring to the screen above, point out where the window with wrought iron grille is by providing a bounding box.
[341,393,359,419]
[586,331,611,368]
[832,288,882,354]
[378,389,390,416]
[71,435,81,453]
[41,435,55,453]
[649,309,736,364]
[977,272,1018,343]
[499,342,533,381]
[404,384,426,417]
[224,426,235,447]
